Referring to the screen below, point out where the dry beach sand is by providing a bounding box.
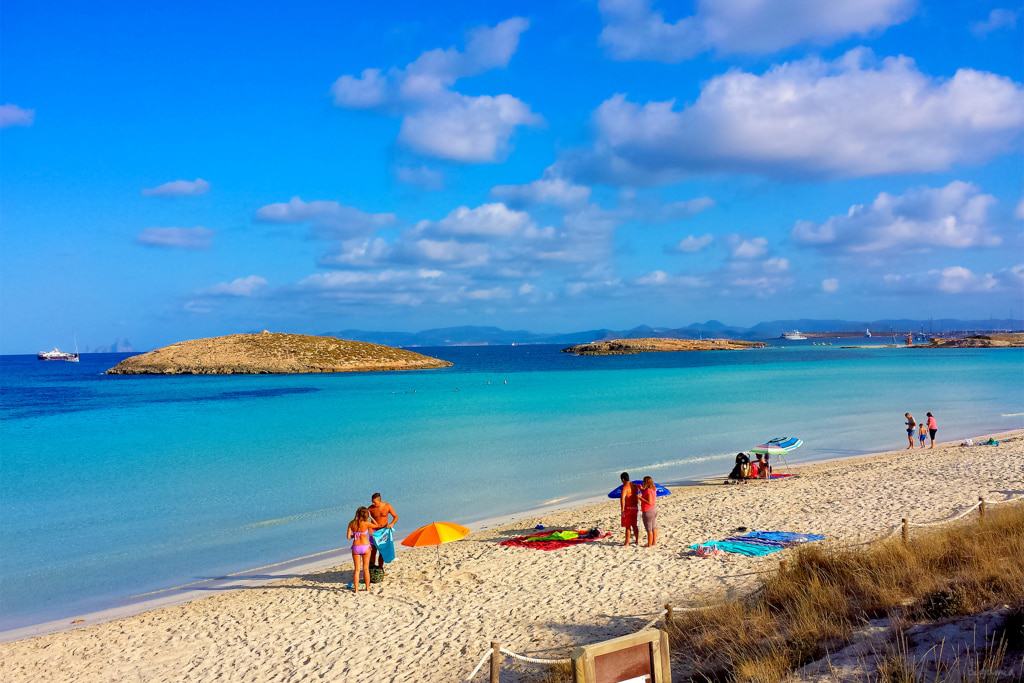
[2,431,1022,682]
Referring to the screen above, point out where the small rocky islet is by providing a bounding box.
[105,332,453,375]
[562,337,766,356]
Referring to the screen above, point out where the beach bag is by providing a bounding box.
[369,567,385,584]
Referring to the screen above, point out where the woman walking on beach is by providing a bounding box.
[347,507,374,593]
[927,412,938,448]
[905,412,916,449]
[640,476,658,547]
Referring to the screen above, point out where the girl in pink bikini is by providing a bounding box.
[347,507,374,593]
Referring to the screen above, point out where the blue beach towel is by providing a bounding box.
[372,527,396,564]
[691,529,825,557]
[691,540,783,556]
[744,531,825,544]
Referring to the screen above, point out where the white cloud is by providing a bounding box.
[792,181,1002,253]
[297,268,488,307]
[821,278,840,293]
[999,263,1024,288]
[203,275,268,297]
[729,236,769,260]
[672,234,713,253]
[576,49,1024,181]
[599,0,914,62]
[331,18,539,162]
[881,264,1022,294]
[492,171,592,208]
[395,165,444,190]
[935,266,998,294]
[634,270,708,287]
[971,8,1019,37]
[417,202,545,240]
[137,226,213,250]
[255,197,396,238]
[398,93,539,162]
[1015,198,1024,220]
[142,178,210,197]
[0,103,34,128]
[763,257,790,274]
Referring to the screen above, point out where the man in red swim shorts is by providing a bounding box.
[619,472,639,546]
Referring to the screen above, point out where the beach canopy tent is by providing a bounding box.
[607,481,671,499]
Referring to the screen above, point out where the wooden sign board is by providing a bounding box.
[572,629,670,683]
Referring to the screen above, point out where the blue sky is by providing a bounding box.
[2,0,1023,352]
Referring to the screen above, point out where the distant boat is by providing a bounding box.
[865,328,872,338]
[781,330,807,341]
[37,347,79,362]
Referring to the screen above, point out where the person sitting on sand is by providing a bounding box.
[927,412,938,448]
[347,507,374,593]
[727,453,750,483]
[753,453,769,478]
[368,493,398,571]
[905,412,916,449]
[640,476,658,547]
[619,472,639,546]
[918,422,927,449]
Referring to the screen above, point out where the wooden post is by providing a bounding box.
[979,497,986,521]
[490,641,501,683]
[664,603,674,629]
[901,518,908,544]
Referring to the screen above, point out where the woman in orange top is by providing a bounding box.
[640,476,658,547]
[347,506,374,593]
[619,472,639,546]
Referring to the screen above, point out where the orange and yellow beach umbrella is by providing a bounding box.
[401,521,470,547]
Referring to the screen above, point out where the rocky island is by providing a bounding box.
[562,337,766,356]
[106,332,453,375]
[920,333,1024,348]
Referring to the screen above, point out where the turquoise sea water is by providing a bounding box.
[1,343,1022,629]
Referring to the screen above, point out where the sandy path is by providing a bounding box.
[2,432,1022,682]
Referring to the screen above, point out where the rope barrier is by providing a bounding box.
[465,650,491,681]
[465,494,1023,679]
[498,648,571,665]
[906,501,981,528]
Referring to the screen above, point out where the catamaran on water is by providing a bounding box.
[37,347,79,362]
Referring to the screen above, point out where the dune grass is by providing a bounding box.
[540,503,1024,682]
[668,502,1024,681]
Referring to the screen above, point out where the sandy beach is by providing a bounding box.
[2,430,1022,682]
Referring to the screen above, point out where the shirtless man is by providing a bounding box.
[368,492,398,570]
[619,472,639,546]
[905,412,916,449]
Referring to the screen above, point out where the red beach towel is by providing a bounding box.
[499,529,610,551]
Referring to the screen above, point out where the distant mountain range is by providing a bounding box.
[324,319,1024,347]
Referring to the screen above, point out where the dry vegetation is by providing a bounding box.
[562,337,766,355]
[106,332,453,374]
[543,504,1024,682]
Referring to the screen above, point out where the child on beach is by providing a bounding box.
[347,507,374,593]
[918,422,927,448]
[619,472,639,546]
